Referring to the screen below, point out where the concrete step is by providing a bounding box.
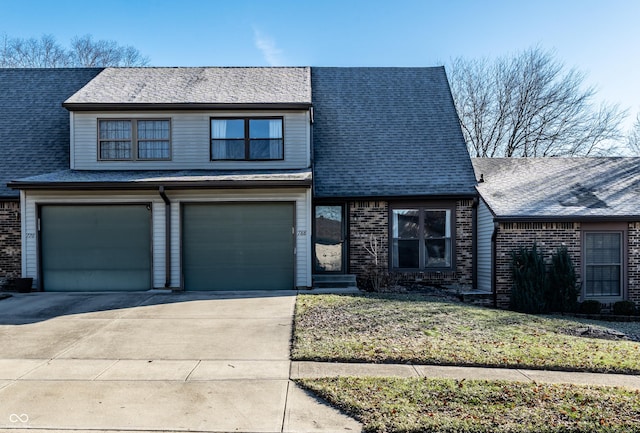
[312,274,358,289]
[458,291,494,307]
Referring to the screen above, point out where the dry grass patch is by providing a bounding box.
[292,294,640,373]
[298,377,640,433]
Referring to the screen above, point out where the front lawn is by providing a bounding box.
[298,377,640,433]
[292,294,640,374]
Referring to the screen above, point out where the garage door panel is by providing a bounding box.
[183,203,294,291]
[41,205,151,292]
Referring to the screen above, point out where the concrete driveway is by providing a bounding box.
[0,291,361,433]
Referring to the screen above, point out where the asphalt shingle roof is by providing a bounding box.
[473,157,640,219]
[0,68,103,198]
[65,67,312,106]
[311,67,477,198]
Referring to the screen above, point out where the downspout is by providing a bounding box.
[471,197,478,291]
[159,186,171,288]
[491,221,499,308]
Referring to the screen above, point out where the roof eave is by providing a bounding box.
[62,102,313,111]
[494,215,640,223]
[313,192,478,201]
[8,179,312,191]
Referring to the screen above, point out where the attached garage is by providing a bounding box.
[182,202,295,291]
[40,205,152,291]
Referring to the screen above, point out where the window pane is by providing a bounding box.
[586,233,621,264]
[211,119,244,139]
[585,265,621,296]
[424,210,449,238]
[138,141,170,159]
[249,139,283,159]
[393,210,419,238]
[314,205,343,273]
[100,141,131,159]
[138,120,169,139]
[99,120,131,139]
[250,119,282,138]
[393,239,420,268]
[425,238,451,267]
[211,139,244,159]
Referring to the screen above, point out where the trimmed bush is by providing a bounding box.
[579,300,602,315]
[546,246,579,313]
[613,301,637,316]
[511,244,547,314]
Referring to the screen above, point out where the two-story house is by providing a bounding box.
[5,66,478,292]
[10,68,313,292]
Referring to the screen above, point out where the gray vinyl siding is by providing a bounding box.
[71,110,310,170]
[22,188,312,290]
[477,199,494,292]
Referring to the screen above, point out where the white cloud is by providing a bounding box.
[254,29,284,66]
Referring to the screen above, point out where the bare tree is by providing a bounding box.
[627,113,640,155]
[69,35,149,67]
[0,33,149,67]
[0,34,70,67]
[449,47,625,157]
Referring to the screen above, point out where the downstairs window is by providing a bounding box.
[391,207,453,271]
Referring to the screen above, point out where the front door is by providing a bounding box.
[314,205,345,273]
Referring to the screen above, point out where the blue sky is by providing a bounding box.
[2,0,639,129]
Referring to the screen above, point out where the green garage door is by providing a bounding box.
[182,203,294,291]
[40,205,152,291]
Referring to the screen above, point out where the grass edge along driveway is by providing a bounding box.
[292,293,640,374]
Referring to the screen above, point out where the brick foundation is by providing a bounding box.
[0,201,21,280]
[348,199,474,289]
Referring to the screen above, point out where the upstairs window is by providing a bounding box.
[99,119,171,161]
[391,207,453,270]
[211,117,283,160]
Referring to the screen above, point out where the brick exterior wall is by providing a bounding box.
[348,199,474,289]
[349,201,389,280]
[628,222,640,305]
[0,201,21,280]
[495,221,640,309]
[455,199,474,286]
[495,222,582,308]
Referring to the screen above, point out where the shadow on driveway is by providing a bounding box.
[0,290,297,325]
